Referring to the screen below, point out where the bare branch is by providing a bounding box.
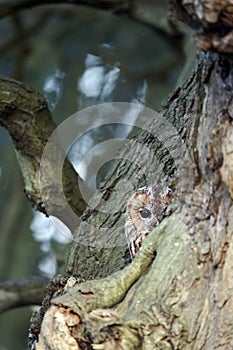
[0,1,180,43]
[0,277,49,312]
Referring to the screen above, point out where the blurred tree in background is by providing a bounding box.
[0,1,192,349]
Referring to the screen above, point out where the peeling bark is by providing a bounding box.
[173,0,233,53]
[37,215,193,349]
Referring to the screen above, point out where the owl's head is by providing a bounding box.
[126,185,173,234]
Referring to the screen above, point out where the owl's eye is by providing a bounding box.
[139,208,152,219]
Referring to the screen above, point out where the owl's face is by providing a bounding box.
[126,185,173,235]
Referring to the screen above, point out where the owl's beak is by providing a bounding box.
[150,217,159,227]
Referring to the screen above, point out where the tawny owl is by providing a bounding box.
[125,185,173,259]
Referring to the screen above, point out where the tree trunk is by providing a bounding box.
[1,1,232,349]
[36,49,233,348]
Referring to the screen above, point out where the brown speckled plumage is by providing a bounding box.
[125,185,173,259]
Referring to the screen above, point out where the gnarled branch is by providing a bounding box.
[0,76,91,229]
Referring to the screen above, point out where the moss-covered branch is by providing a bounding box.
[0,76,90,229]
[36,213,195,349]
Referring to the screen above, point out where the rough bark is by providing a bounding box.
[35,0,233,348]
[173,0,233,53]
[35,49,233,349]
